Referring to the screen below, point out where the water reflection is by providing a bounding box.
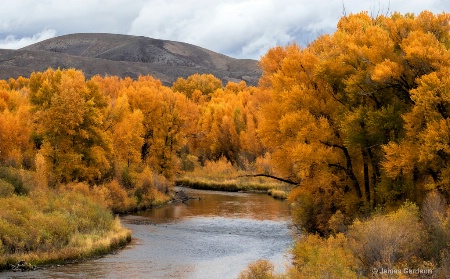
[137,187,291,222]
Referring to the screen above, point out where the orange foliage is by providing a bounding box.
[0,11,449,238]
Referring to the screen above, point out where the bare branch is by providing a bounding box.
[237,174,299,185]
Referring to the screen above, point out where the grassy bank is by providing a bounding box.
[267,189,287,200]
[177,157,291,194]
[0,167,133,271]
[176,177,279,192]
[0,218,131,270]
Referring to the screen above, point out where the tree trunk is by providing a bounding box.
[361,148,371,204]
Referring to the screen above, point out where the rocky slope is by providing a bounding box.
[0,33,261,85]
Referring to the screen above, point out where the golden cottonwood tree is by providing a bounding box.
[125,76,195,178]
[172,73,222,101]
[192,83,265,166]
[0,88,33,167]
[110,97,144,169]
[259,44,358,232]
[384,69,450,197]
[259,11,450,233]
[29,69,110,184]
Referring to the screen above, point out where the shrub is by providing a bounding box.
[102,180,136,213]
[289,185,345,235]
[191,157,238,181]
[290,234,359,279]
[328,210,348,235]
[120,166,137,189]
[289,188,316,233]
[439,251,450,277]
[348,202,426,272]
[152,173,170,194]
[34,152,48,190]
[238,259,277,279]
[180,154,198,172]
[0,167,28,195]
[134,167,171,209]
[288,179,355,235]
[254,153,274,175]
[0,179,14,197]
[421,190,450,263]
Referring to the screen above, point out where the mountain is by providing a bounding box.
[0,33,262,86]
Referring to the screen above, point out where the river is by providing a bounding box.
[3,187,293,279]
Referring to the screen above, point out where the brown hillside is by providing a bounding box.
[0,33,261,85]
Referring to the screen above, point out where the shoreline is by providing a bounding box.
[175,178,289,199]
[0,218,131,272]
[175,178,276,192]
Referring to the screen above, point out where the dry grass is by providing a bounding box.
[0,218,131,269]
[268,189,287,200]
[175,177,279,192]
[0,182,131,270]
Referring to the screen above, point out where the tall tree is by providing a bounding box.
[127,76,195,178]
[172,73,222,101]
[0,92,32,167]
[258,11,450,233]
[29,69,110,184]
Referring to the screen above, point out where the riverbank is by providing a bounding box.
[0,218,131,271]
[176,157,291,197]
[0,170,133,272]
[175,178,277,192]
[175,177,289,201]
[0,186,293,278]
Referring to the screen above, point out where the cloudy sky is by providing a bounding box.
[0,0,448,59]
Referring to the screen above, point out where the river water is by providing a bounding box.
[3,187,293,279]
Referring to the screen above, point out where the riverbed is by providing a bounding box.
[3,187,293,279]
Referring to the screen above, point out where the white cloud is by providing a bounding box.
[0,29,57,49]
[0,0,147,41]
[0,0,448,59]
[128,0,342,59]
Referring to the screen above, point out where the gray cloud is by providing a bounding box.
[128,0,342,58]
[0,0,147,40]
[0,0,448,59]
[0,28,56,49]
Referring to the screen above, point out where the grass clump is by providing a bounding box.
[268,189,287,200]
